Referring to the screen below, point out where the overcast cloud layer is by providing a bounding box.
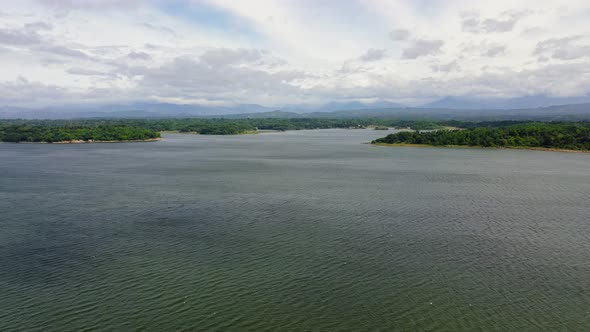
[1,0,590,107]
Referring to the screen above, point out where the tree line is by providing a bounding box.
[372,122,590,150]
[0,118,454,135]
[0,124,160,143]
[4,118,586,145]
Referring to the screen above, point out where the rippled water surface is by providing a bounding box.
[1,129,590,331]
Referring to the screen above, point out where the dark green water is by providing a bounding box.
[1,129,590,331]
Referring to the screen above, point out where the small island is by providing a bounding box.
[372,122,590,152]
[374,126,389,130]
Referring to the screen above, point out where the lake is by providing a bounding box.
[1,129,589,331]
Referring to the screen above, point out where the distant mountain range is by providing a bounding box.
[423,95,590,109]
[1,96,590,120]
[219,103,590,121]
[0,102,272,119]
[0,100,408,119]
[293,101,406,113]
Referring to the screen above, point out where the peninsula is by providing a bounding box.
[0,125,160,143]
[372,122,590,152]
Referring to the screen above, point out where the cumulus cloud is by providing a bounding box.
[0,0,589,107]
[459,41,507,58]
[127,51,151,60]
[0,28,42,45]
[534,36,590,61]
[34,0,141,11]
[358,48,386,62]
[120,52,305,103]
[389,29,410,41]
[0,23,91,61]
[402,39,444,59]
[462,11,526,33]
[24,22,52,31]
[36,45,90,59]
[483,45,506,57]
[431,61,460,73]
[199,48,265,66]
[0,78,69,105]
[139,23,176,36]
[66,67,107,76]
[312,60,590,100]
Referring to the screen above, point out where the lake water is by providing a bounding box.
[1,129,590,331]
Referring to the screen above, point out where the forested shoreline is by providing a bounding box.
[0,124,160,143]
[0,118,448,142]
[0,118,535,138]
[1,118,449,135]
[372,123,590,151]
[3,118,590,150]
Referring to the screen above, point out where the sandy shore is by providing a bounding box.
[371,142,590,154]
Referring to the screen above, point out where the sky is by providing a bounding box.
[1,0,590,108]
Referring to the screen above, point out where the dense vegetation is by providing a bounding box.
[372,122,590,151]
[0,124,160,143]
[1,118,436,142]
[1,118,450,135]
[3,118,588,149]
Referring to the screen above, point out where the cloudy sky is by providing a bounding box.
[1,0,590,107]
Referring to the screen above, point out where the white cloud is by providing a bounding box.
[431,61,460,73]
[534,36,590,61]
[358,48,387,62]
[483,45,507,57]
[127,51,152,60]
[462,11,527,33]
[0,0,589,107]
[402,39,444,59]
[0,77,71,105]
[389,29,410,41]
[199,48,266,66]
[0,27,42,45]
[66,67,107,76]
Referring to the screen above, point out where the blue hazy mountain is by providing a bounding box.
[0,102,273,119]
[0,101,406,119]
[308,101,406,112]
[1,99,590,120]
[424,95,590,110]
